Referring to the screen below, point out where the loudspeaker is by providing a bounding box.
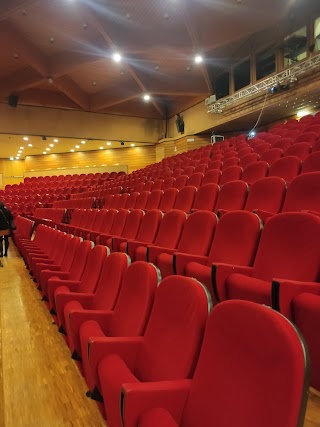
[8,95,19,108]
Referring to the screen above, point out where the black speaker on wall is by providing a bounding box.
[8,95,19,108]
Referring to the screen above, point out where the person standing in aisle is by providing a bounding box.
[0,201,14,257]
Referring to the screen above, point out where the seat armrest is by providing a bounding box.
[212,263,253,302]
[272,279,320,320]
[122,379,191,427]
[174,253,208,275]
[148,246,176,263]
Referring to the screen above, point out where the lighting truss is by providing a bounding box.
[207,52,320,113]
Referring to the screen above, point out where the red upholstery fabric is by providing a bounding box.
[273,137,294,151]
[224,212,320,306]
[90,209,117,243]
[158,188,178,211]
[80,262,160,391]
[155,211,217,278]
[162,177,176,191]
[240,153,260,169]
[98,275,211,427]
[284,142,312,161]
[66,252,130,355]
[134,192,150,210]
[191,183,219,212]
[293,294,320,390]
[173,186,197,213]
[282,172,320,213]
[268,156,302,183]
[241,161,268,185]
[144,190,163,210]
[219,166,242,185]
[99,209,129,245]
[221,157,239,170]
[109,209,144,251]
[187,173,203,188]
[254,142,271,156]
[40,239,92,298]
[135,210,186,262]
[214,180,248,214]
[260,147,283,165]
[50,245,108,313]
[122,210,163,261]
[301,152,320,173]
[184,211,261,298]
[244,176,286,221]
[201,169,221,185]
[133,300,308,427]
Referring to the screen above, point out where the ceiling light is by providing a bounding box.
[15,157,20,160]
[100,146,104,149]
[194,55,203,64]
[131,143,135,147]
[53,139,59,142]
[16,154,20,157]
[70,149,74,152]
[46,148,50,151]
[107,142,111,146]
[143,94,151,102]
[113,52,122,63]
[28,143,32,147]
[49,144,54,147]
[20,146,24,149]
[18,150,22,153]
[75,145,80,148]
[23,137,29,141]
[43,152,47,155]
[81,140,86,144]
[297,110,310,118]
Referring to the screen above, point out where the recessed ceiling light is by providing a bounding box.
[20,146,24,149]
[143,94,151,102]
[107,142,111,146]
[15,157,20,160]
[75,145,80,148]
[23,137,29,141]
[49,144,54,147]
[131,143,135,147]
[18,150,22,153]
[194,55,203,64]
[113,52,122,63]
[81,140,86,144]
[100,146,104,149]
[28,143,32,147]
[53,139,59,142]
[46,148,50,151]
[70,149,74,152]
[43,152,47,155]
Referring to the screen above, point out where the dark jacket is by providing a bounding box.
[0,206,13,231]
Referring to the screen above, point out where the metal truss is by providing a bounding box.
[207,53,320,113]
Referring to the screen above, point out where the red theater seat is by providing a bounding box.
[134,300,309,427]
[97,275,211,426]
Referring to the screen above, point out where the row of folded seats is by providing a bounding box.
[108,150,320,197]
[16,225,310,427]
[50,172,320,226]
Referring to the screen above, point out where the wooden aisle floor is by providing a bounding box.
[0,240,106,427]
[0,239,319,426]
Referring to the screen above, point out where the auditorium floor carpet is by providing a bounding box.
[0,239,319,427]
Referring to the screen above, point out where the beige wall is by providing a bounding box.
[0,159,25,188]
[24,146,157,175]
[0,104,163,143]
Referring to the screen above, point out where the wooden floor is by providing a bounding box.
[0,240,106,427]
[0,240,319,426]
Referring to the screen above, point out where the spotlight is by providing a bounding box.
[269,85,279,94]
[120,141,125,146]
[143,94,151,102]
[113,52,122,63]
[194,55,203,64]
